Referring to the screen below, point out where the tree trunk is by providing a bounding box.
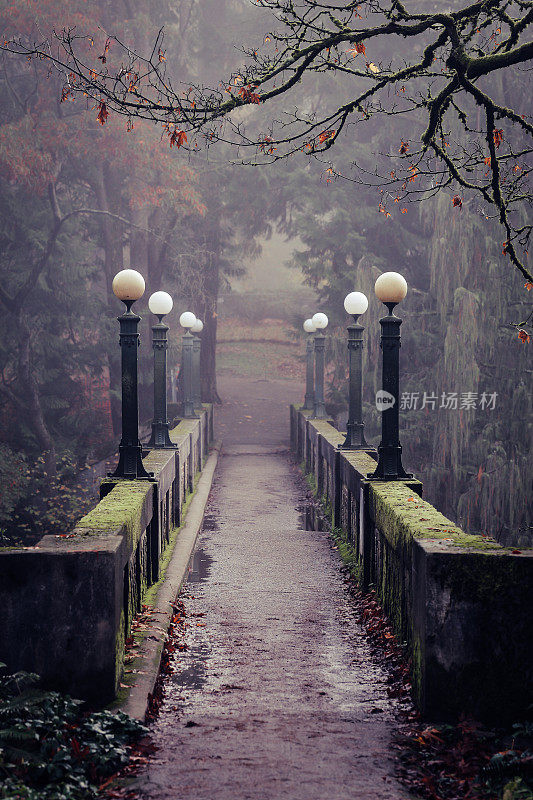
[199,212,222,404]
[92,163,124,436]
[18,313,57,481]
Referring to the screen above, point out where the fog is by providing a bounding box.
[0,0,530,549]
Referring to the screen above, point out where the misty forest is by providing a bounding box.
[0,1,532,800]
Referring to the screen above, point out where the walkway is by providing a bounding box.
[136,375,410,800]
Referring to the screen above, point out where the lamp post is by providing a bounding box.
[311,312,328,419]
[302,318,316,411]
[180,311,199,419]
[368,272,413,481]
[147,291,176,449]
[108,269,153,480]
[191,317,203,411]
[341,291,371,450]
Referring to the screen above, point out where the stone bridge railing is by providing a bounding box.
[0,407,213,703]
[291,405,532,722]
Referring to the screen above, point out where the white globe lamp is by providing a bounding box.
[179,311,197,330]
[375,272,408,308]
[312,312,328,330]
[148,291,173,319]
[112,269,145,307]
[344,291,368,317]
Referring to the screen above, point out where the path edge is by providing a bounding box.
[119,442,221,721]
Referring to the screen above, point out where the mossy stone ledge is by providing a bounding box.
[0,407,214,704]
[291,404,533,722]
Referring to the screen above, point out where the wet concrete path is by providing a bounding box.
[136,375,410,800]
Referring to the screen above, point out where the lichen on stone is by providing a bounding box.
[370,481,505,553]
[74,481,153,548]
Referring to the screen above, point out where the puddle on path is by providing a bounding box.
[187,547,213,584]
[201,511,219,531]
[297,502,329,532]
[169,645,209,692]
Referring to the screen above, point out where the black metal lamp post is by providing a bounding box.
[311,312,328,419]
[147,291,176,449]
[302,318,316,411]
[368,272,413,481]
[108,269,153,480]
[191,317,204,411]
[341,291,371,450]
[180,311,199,419]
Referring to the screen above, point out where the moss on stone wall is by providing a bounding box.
[114,609,125,695]
[292,405,533,720]
[74,481,153,549]
[370,481,512,553]
[142,472,200,608]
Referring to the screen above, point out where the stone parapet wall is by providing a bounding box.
[0,406,213,704]
[290,405,532,721]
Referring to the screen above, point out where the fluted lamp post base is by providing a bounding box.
[148,422,176,449]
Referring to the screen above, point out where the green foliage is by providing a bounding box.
[0,447,27,530]
[0,451,96,544]
[0,665,146,800]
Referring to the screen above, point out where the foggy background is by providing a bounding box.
[0,0,530,548]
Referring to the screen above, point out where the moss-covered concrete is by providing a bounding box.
[74,481,153,549]
[291,404,533,722]
[143,474,199,608]
[307,418,345,445]
[370,481,523,553]
[0,404,214,706]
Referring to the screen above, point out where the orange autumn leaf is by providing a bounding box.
[493,128,503,148]
[96,101,108,125]
[452,195,462,208]
[399,140,409,154]
[518,329,530,343]
[348,42,366,56]
[168,129,187,148]
[524,282,533,291]
[318,129,336,144]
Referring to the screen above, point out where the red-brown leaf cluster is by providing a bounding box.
[348,42,366,56]
[145,597,188,722]
[168,129,187,148]
[96,101,108,126]
[237,85,261,104]
[318,129,336,144]
[493,128,503,148]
